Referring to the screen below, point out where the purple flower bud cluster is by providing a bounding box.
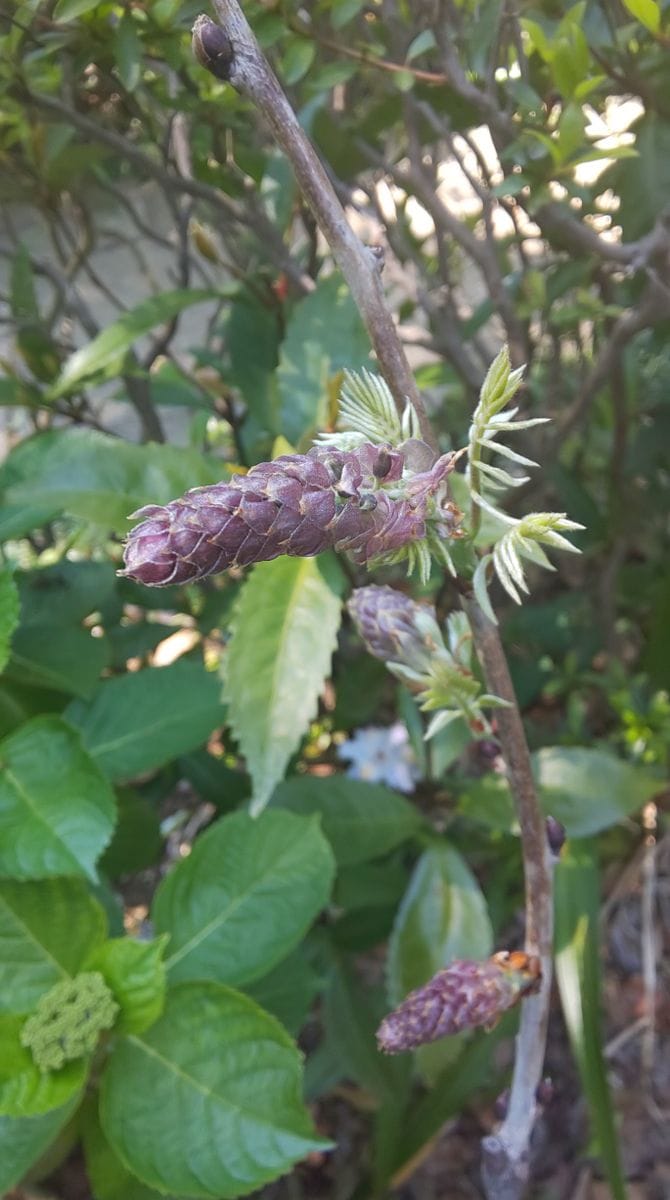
[348,584,441,673]
[121,443,456,587]
[377,952,541,1053]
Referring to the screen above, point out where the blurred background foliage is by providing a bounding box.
[0,1,669,1198]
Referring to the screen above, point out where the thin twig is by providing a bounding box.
[197,2,436,450]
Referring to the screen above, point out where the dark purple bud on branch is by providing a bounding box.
[121,445,456,587]
[545,815,566,858]
[377,952,541,1054]
[192,15,235,81]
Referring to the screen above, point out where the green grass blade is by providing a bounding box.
[554,840,627,1200]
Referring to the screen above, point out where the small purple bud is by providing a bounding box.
[545,815,566,858]
[535,1077,554,1107]
[192,15,234,80]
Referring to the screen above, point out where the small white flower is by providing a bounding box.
[337,722,419,793]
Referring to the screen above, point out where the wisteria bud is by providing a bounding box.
[121,445,457,587]
[377,952,541,1054]
[348,584,444,677]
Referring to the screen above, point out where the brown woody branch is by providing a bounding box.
[192,5,553,1196]
[196,2,436,450]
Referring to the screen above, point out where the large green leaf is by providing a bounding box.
[86,937,168,1035]
[621,0,660,33]
[245,947,320,1035]
[0,568,19,674]
[0,1093,82,1194]
[82,1100,168,1200]
[607,113,670,240]
[49,290,223,397]
[277,275,370,444]
[100,790,164,879]
[54,0,101,18]
[555,842,627,1200]
[272,775,423,865]
[323,956,409,1103]
[0,1014,88,1117]
[387,844,493,1006]
[3,428,223,534]
[0,717,116,882]
[7,625,110,699]
[225,557,342,815]
[0,878,107,1014]
[65,660,226,781]
[100,982,329,1199]
[14,561,118,627]
[153,809,335,986]
[457,747,660,838]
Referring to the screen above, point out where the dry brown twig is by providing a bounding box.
[191,4,554,1196]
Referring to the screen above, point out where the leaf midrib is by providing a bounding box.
[164,824,314,971]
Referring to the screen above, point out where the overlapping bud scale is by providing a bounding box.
[377,952,541,1054]
[122,444,458,586]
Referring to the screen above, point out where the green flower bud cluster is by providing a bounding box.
[20,972,119,1072]
[349,587,509,738]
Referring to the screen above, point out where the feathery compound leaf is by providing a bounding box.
[492,513,585,605]
[314,368,420,450]
[466,349,585,612]
[467,346,549,524]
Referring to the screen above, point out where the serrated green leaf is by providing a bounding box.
[153,809,335,986]
[0,1015,88,1117]
[0,1093,82,1194]
[458,748,660,838]
[272,774,423,865]
[100,982,329,1199]
[277,276,370,445]
[0,717,117,882]
[536,746,659,836]
[65,660,226,781]
[86,937,168,1035]
[0,878,107,1014]
[555,842,627,1200]
[225,557,342,815]
[3,427,223,533]
[0,568,19,674]
[49,290,224,398]
[387,844,493,1006]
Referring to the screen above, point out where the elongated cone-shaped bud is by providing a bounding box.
[121,445,456,587]
[348,584,444,673]
[377,952,541,1053]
